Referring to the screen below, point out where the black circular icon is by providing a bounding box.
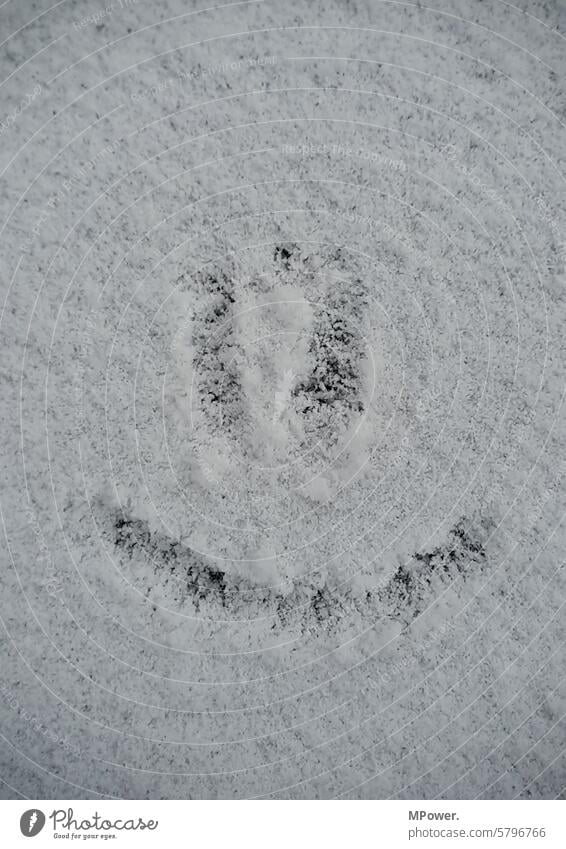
[19,810,45,837]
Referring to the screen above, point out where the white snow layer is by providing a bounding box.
[0,0,565,800]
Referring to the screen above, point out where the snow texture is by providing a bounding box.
[0,0,565,799]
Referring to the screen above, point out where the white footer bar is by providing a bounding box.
[1,800,563,849]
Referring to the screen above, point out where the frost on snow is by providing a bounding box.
[105,245,386,590]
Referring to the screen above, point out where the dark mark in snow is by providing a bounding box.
[110,510,490,631]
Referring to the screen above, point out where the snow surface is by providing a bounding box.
[1,0,566,799]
